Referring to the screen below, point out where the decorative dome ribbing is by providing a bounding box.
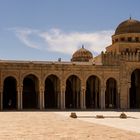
[71,45,93,62]
[115,18,140,35]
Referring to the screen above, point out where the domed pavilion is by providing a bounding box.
[106,18,140,53]
[71,45,93,62]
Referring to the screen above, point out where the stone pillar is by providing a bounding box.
[60,86,65,109]
[17,85,23,110]
[117,86,120,108]
[120,81,130,109]
[101,86,105,109]
[57,91,60,109]
[127,83,131,109]
[95,91,98,108]
[80,87,86,109]
[39,87,44,110]
[54,81,59,109]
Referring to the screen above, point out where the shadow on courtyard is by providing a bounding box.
[77,115,138,119]
[0,109,139,119]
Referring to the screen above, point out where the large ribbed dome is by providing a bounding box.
[71,46,93,62]
[115,18,140,35]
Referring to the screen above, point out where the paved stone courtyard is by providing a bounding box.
[0,111,140,140]
[56,111,140,133]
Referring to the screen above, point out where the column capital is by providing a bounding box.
[81,82,86,87]
[40,87,44,92]
[81,88,86,96]
[128,83,131,88]
[81,86,86,90]
[81,84,86,90]
[17,86,23,94]
[17,82,23,86]
[61,85,66,92]
[101,86,106,90]
[117,86,121,91]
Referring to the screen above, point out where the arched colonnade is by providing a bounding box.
[0,73,122,110]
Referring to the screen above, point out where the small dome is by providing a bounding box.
[71,46,93,62]
[115,18,140,35]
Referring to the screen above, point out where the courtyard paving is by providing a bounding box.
[56,111,140,133]
[0,111,139,140]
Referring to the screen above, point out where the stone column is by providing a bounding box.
[17,85,23,110]
[55,81,60,109]
[39,87,44,110]
[80,87,86,109]
[60,86,65,109]
[101,86,106,109]
[56,90,59,109]
[117,86,120,109]
[127,83,131,109]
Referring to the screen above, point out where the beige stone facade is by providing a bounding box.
[1,18,140,110]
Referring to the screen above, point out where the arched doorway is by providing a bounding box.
[105,78,118,109]
[86,75,100,109]
[130,69,140,108]
[3,77,17,110]
[44,75,60,109]
[65,75,81,109]
[23,74,39,109]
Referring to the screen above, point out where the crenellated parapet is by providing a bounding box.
[101,51,140,65]
[101,51,120,65]
[121,51,140,61]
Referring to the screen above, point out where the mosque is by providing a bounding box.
[1,18,140,110]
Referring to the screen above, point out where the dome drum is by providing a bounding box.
[112,33,140,44]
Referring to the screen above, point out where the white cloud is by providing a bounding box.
[13,28,41,49]
[12,27,114,55]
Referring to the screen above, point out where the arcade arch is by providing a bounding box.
[86,75,100,109]
[22,74,39,109]
[3,76,17,109]
[65,75,81,109]
[44,75,60,109]
[105,78,118,108]
[130,69,140,108]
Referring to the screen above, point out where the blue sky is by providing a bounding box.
[0,0,140,61]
